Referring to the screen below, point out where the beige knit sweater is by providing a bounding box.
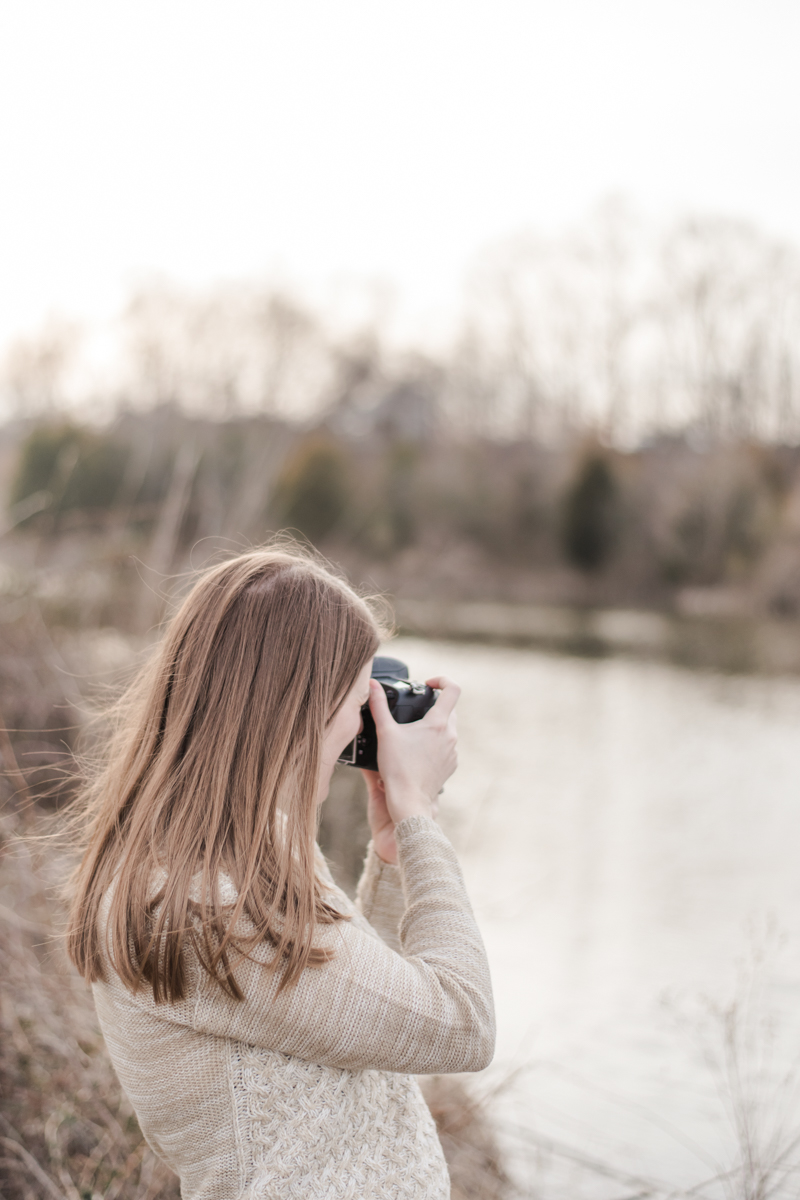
[92,815,495,1200]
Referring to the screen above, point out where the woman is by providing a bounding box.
[67,547,495,1200]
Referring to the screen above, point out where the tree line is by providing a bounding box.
[2,203,800,443]
[4,406,800,628]
[3,204,800,627]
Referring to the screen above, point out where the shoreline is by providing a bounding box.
[394,597,800,675]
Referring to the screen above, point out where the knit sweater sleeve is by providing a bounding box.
[354,842,405,953]
[188,815,494,1074]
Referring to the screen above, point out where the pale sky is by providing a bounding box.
[0,0,799,351]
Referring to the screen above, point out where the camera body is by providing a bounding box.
[337,656,436,772]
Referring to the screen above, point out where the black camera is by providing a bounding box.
[337,656,436,771]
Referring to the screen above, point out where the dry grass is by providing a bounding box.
[421,1076,510,1200]
[0,801,181,1200]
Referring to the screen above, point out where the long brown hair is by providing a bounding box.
[66,546,383,1004]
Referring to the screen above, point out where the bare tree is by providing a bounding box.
[454,200,647,443]
[120,282,337,420]
[0,319,80,418]
[454,206,800,446]
[654,218,800,441]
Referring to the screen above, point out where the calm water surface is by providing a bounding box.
[395,637,800,1194]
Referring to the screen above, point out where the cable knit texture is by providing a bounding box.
[92,816,495,1200]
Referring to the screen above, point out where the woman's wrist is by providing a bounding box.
[371,797,437,863]
[383,784,435,825]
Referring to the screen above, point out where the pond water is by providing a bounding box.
[394,637,800,1197]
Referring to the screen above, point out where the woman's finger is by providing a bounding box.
[423,677,461,721]
[367,678,394,731]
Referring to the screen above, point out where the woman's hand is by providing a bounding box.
[360,771,399,864]
[361,676,459,862]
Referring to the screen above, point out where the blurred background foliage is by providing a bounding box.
[1,206,800,630]
[0,396,798,626]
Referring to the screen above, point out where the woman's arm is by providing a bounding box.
[354,843,404,953]
[353,768,407,952]
[349,673,461,953]
[189,814,494,1075]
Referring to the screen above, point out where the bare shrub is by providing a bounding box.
[0,804,181,1200]
[421,1075,510,1200]
[666,932,800,1200]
